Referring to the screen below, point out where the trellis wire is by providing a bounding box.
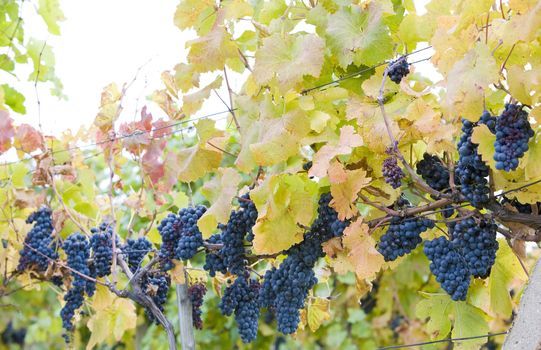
[376,331,507,350]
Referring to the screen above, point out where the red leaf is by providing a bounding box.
[15,124,44,153]
[0,110,15,153]
[152,119,175,138]
[119,106,154,154]
[142,140,166,184]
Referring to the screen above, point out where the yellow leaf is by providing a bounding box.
[307,297,331,332]
[92,284,115,311]
[87,298,137,350]
[173,0,214,30]
[198,167,242,238]
[471,124,497,170]
[182,76,223,116]
[310,125,363,178]
[330,167,371,220]
[252,174,318,254]
[342,218,384,280]
[186,8,238,73]
[94,83,122,132]
[524,133,541,180]
[444,43,499,120]
[253,33,325,92]
[171,261,186,284]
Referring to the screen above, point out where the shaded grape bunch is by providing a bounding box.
[424,237,470,301]
[203,234,227,277]
[382,156,404,189]
[1,322,26,346]
[175,205,207,260]
[90,222,116,277]
[500,196,538,214]
[494,104,534,171]
[220,276,261,343]
[302,161,312,171]
[259,193,346,335]
[210,194,257,276]
[450,218,498,278]
[416,153,451,191]
[388,57,410,84]
[123,237,152,273]
[63,233,94,295]
[157,213,182,271]
[188,281,207,329]
[17,207,58,272]
[61,233,95,338]
[377,216,435,261]
[456,118,490,207]
[142,273,171,324]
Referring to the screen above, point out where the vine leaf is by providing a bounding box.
[326,4,393,68]
[471,124,496,170]
[0,110,14,153]
[87,297,137,350]
[416,293,489,349]
[94,83,123,133]
[253,33,325,91]
[198,167,242,238]
[186,8,238,73]
[524,133,541,180]
[251,174,318,255]
[330,165,371,220]
[306,297,331,332]
[309,125,363,178]
[38,0,65,35]
[487,239,528,317]
[444,42,499,121]
[182,76,223,116]
[173,0,215,31]
[341,218,383,280]
[164,119,224,184]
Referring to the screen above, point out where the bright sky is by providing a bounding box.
[5,0,437,142]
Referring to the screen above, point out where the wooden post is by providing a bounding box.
[176,283,196,350]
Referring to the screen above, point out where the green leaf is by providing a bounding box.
[38,0,65,35]
[416,294,452,340]
[174,0,215,31]
[452,302,489,350]
[253,33,325,91]
[326,4,393,68]
[1,84,25,114]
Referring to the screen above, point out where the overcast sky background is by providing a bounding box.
[2,0,435,160]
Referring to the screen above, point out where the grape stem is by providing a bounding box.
[377,62,447,199]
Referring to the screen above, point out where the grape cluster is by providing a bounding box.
[382,156,404,189]
[259,193,347,335]
[388,57,410,84]
[188,281,207,329]
[456,118,490,207]
[494,104,534,171]
[500,196,537,214]
[480,110,496,133]
[205,194,258,276]
[219,276,261,343]
[416,153,451,191]
[123,237,153,273]
[143,273,171,324]
[494,103,534,171]
[61,233,95,337]
[377,216,435,261]
[302,161,312,171]
[203,234,227,277]
[157,213,182,270]
[450,218,498,278]
[1,322,26,346]
[17,207,58,272]
[424,237,470,301]
[175,206,207,260]
[89,223,115,278]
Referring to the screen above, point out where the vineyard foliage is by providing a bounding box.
[1,0,541,349]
